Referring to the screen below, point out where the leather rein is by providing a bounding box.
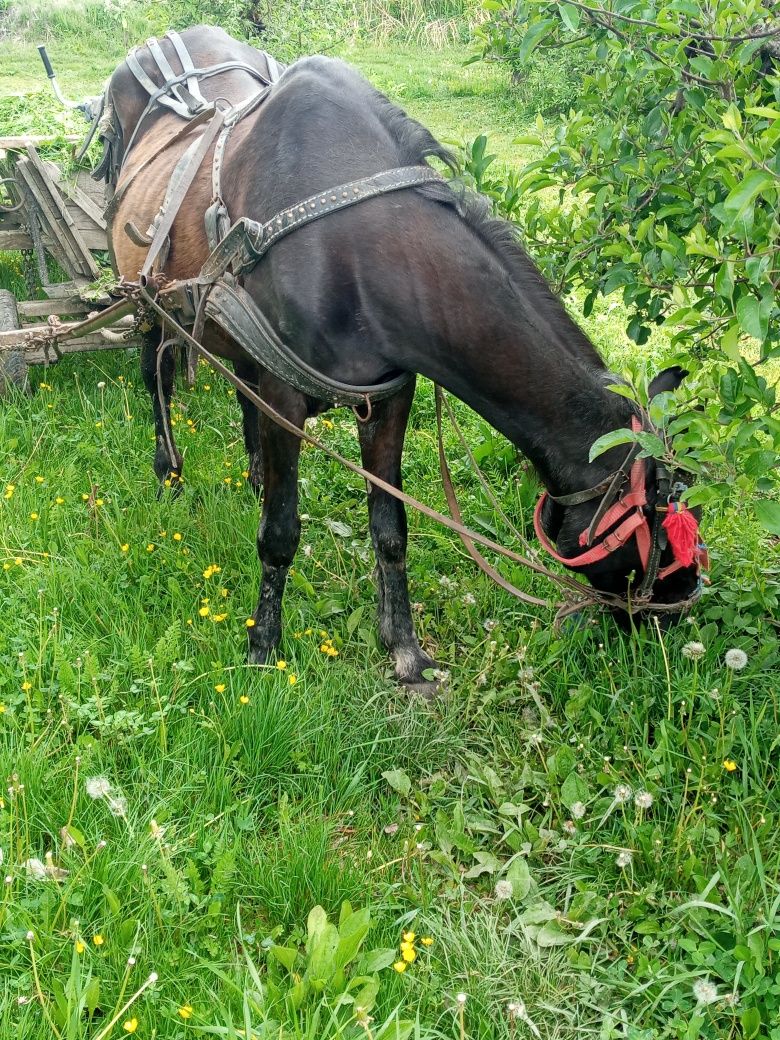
[84,36,705,622]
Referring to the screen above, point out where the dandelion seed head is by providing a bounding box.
[616,849,633,869]
[85,777,112,800]
[635,790,654,810]
[456,992,467,1005]
[692,978,719,1005]
[724,648,748,671]
[613,784,632,804]
[571,801,586,819]
[494,879,513,900]
[682,641,705,659]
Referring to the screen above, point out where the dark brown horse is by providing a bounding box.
[106,27,701,690]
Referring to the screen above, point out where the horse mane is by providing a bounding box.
[355,73,603,364]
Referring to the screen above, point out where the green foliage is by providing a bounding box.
[473,0,780,537]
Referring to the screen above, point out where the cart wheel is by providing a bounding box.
[0,290,29,396]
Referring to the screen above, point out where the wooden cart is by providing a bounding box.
[0,134,140,392]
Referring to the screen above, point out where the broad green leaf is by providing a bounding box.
[588,428,634,463]
[270,945,298,971]
[754,500,780,537]
[382,768,411,797]
[559,3,580,31]
[741,1007,761,1040]
[723,171,773,218]
[358,948,397,973]
[516,19,556,64]
[375,1019,415,1040]
[736,295,767,341]
[506,856,532,900]
[560,771,588,809]
[333,906,371,972]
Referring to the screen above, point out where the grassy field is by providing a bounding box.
[1,9,779,1040]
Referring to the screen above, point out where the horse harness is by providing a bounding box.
[90,33,704,613]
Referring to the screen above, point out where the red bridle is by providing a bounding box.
[533,418,706,589]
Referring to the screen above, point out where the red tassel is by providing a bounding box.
[662,503,699,568]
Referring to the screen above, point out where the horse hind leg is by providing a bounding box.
[233,356,264,496]
[140,334,182,491]
[247,382,305,664]
[357,380,440,694]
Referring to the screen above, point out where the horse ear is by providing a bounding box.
[648,366,688,398]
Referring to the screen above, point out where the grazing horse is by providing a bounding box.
[105,27,701,690]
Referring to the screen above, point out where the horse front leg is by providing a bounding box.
[357,380,440,693]
[140,334,182,490]
[247,380,305,664]
[233,355,264,496]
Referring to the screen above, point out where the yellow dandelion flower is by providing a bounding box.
[146,544,154,553]
[178,1005,193,1020]
[121,544,129,552]
[0,704,5,713]
[276,660,287,671]
[723,759,737,772]
[223,477,232,484]
[35,476,44,483]
[403,931,416,942]
[245,618,256,627]
[14,558,22,566]
[95,421,103,428]
[393,961,407,973]
[82,493,89,500]
[21,681,32,691]
[242,470,249,478]
[239,695,250,705]
[198,606,210,618]
[92,934,104,947]
[421,936,434,946]
[215,683,226,693]
[96,498,104,506]
[75,940,85,954]
[30,512,39,520]
[220,588,229,597]
[288,674,297,686]
[173,532,182,541]
[213,613,227,622]
[55,497,64,505]
[402,946,416,963]
[123,1018,138,1033]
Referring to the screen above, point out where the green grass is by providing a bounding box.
[1,12,779,1040]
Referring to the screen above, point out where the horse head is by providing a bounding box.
[535,366,705,620]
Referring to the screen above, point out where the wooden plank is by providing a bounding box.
[15,159,80,277]
[58,173,107,231]
[0,134,80,150]
[25,148,99,278]
[25,334,141,365]
[0,230,34,250]
[42,280,91,299]
[18,298,92,318]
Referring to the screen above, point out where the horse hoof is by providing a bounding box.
[402,678,441,702]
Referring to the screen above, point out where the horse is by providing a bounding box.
[103,26,702,692]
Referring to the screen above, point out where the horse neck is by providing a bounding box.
[387,225,635,497]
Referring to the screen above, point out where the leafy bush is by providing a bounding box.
[472,0,780,541]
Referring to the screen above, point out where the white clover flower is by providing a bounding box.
[635,790,654,810]
[692,978,719,1006]
[494,879,513,900]
[682,641,705,660]
[571,801,586,820]
[614,784,632,804]
[724,648,748,671]
[85,777,112,800]
[616,849,633,869]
